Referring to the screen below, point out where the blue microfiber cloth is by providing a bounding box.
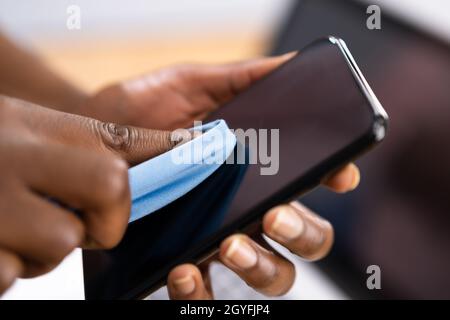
[128,119,236,223]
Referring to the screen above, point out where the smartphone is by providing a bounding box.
[83,36,388,299]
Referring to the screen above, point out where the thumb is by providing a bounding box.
[232,51,298,81]
[191,51,297,105]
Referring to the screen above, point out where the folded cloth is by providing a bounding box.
[128,119,236,223]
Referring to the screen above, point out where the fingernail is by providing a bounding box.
[171,129,192,146]
[225,238,258,269]
[349,166,360,191]
[270,207,304,240]
[173,275,195,295]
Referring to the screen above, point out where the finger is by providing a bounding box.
[0,248,23,295]
[0,189,84,274]
[322,163,360,193]
[20,103,178,166]
[93,121,179,166]
[219,234,295,296]
[18,142,129,249]
[192,52,297,105]
[263,202,334,261]
[167,264,213,300]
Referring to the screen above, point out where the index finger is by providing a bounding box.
[19,101,179,166]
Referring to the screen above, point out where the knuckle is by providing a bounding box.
[317,220,335,258]
[252,250,296,297]
[95,213,129,249]
[219,232,298,297]
[83,158,129,249]
[159,64,199,87]
[301,220,334,261]
[99,157,129,202]
[89,156,129,204]
[265,261,296,297]
[89,223,126,250]
[95,234,119,250]
[97,121,133,154]
[44,217,84,265]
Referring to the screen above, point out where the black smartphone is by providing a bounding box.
[83,36,388,299]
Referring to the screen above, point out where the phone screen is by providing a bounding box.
[83,38,379,299]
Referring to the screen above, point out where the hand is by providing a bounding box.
[79,53,296,130]
[166,163,360,299]
[0,95,178,294]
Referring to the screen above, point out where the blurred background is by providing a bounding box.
[1,0,449,299]
[0,0,290,91]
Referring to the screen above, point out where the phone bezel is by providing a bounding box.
[83,36,389,300]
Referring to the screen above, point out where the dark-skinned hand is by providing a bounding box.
[76,54,360,299]
[0,54,360,298]
[0,96,179,293]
